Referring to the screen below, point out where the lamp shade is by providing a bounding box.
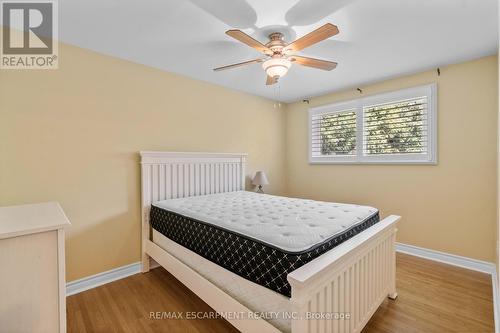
[252,171,269,186]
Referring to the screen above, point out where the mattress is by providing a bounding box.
[150,191,379,297]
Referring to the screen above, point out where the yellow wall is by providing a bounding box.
[0,39,497,280]
[0,43,287,281]
[285,55,498,262]
[497,51,500,281]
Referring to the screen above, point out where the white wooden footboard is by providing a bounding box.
[288,215,399,333]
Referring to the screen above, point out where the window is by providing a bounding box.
[309,84,437,164]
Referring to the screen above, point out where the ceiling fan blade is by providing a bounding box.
[284,23,339,53]
[226,30,273,55]
[213,58,265,71]
[290,56,337,71]
[266,75,278,85]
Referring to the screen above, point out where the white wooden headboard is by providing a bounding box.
[140,151,247,270]
[140,151,246,203]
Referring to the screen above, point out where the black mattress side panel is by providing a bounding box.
[150,205,380,297]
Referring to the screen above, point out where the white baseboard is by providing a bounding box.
[396,242,496,274]
[66,262,141,296]
[492,270,500,333]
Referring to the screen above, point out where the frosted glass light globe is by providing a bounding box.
[262,58,291,78]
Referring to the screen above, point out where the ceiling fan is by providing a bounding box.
[214,23,339,85]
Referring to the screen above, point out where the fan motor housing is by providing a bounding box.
[266,32,286,54]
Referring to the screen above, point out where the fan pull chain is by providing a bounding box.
[274,83,282,109]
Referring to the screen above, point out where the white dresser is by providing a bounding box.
[0,202,70,333]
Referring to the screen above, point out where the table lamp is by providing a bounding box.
[252,171,269,193]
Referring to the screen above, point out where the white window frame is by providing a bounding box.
[309,83,437,165]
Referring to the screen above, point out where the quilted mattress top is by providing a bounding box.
[153,191,378,253]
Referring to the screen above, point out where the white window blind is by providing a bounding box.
[363,96,428,155]
[311,110,357,157]
[309,84,437,164]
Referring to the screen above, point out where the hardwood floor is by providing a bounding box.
[67,253,494,333]
[362,254,494,333]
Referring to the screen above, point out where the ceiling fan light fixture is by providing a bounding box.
[262,58,291,78]
[215,24,339,85]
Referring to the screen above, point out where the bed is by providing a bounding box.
[140,151,400,333]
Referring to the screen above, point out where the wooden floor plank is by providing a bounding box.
[67,253,494,332]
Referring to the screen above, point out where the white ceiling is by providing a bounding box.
[59,0,498,102]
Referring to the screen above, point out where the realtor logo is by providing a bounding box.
[1,1,58,69]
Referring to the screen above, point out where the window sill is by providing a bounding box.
[308,159,438,165]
